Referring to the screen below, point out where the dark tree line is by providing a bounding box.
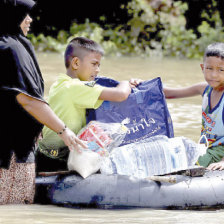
[31,0,224,37]
[181,0,224,30]
[31,0,130,36]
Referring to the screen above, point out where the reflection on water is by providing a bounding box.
[1,53,218,223]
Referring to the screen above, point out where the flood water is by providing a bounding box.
[1,53,221,224]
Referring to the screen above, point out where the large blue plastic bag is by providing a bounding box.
[87,76,174,146]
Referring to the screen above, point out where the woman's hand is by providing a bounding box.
[58,127,87,153]
[207,160,224,171]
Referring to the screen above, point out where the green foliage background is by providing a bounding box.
[29,0,224,59]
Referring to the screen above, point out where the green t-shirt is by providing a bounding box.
[38,74,104,159]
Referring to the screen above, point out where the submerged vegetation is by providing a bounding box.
[29,0,224,59]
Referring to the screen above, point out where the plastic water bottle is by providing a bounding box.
[100,135,190,178]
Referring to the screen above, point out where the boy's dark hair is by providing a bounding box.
[204,42,224,60]
[64,37,104,68]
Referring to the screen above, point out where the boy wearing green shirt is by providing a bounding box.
[37,37,141,171]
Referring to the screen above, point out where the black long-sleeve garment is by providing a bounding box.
[0,0,45,168]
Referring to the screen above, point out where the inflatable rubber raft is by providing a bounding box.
[34,77,215,209]
[34,170,224,209]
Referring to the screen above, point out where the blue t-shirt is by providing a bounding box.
[201,85,224,147]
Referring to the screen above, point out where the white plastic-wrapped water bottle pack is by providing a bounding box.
[100,135,206,178]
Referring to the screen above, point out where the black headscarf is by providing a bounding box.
[0,0,45,168]
[0,0,35,36]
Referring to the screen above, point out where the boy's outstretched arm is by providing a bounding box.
[163,82,207,99]
[99,80,132,102]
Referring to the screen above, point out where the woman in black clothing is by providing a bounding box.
[0,0,86,204]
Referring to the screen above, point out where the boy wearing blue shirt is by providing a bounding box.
[164,42,224,171]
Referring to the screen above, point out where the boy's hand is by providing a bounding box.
[129,78,143,88]
[207,161,224,171]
